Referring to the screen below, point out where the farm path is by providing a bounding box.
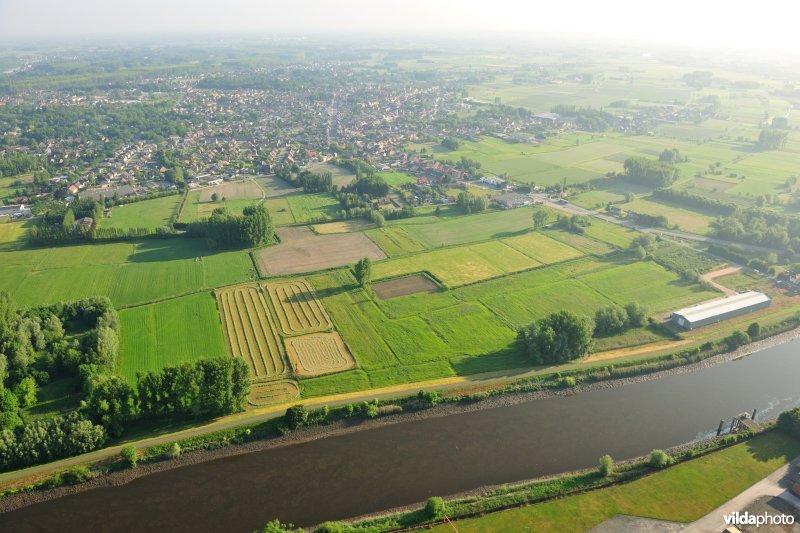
[701,266,741,296]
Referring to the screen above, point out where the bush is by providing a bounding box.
[594,305,628,336]
[315,522,345,533]
[363,401,379,419]
[723,330,750,350]
[747,322,761,339]
[284,405,309,430]
[598,454,614,477]
[121,445,138,469]
[168,442,182,459]
[777,408,800,439]
[61,465,92,485]
[560,376,576,387]
[260,519,300,532]
[425,496,447,519]
[649,449,673,469]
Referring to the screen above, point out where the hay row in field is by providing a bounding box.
[248,379,300,406]
[216,285,288,380]
[285,332,356,377]
[265,279,332,335]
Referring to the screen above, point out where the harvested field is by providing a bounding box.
[312,219,375,234]
[248,380,300,406]
[372,274,439,300]
[285,332,356,376]
[199,180,262,202]
[216,285,288,380]
[255,226,385,275]
[265,279,332,335]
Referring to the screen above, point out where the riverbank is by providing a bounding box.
[1,323,799,517]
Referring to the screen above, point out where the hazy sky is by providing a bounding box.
[0,0,797,51]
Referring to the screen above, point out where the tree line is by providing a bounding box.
[187,204,273,249]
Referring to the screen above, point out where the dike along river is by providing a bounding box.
[2,340,800,532]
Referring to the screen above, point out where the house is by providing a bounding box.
[671,291,771,330]
[480,176,506,188]
[0,204,32,219]
[607,205,623,216]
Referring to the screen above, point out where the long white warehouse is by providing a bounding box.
[671,291,771,330]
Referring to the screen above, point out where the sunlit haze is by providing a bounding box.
[0,0,798,51]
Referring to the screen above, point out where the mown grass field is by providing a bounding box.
[179,180,264,223]
[430,430,800,532]
[118,292,227,382]
[98,194,181,229]
[286,192,341,223]
[0,238,255,308]
[0,220,29,251]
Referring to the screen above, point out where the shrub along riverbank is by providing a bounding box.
[1,315,799,510]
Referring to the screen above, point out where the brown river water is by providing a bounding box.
[1,341,799,532]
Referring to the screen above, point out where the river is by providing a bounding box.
[1,340,799,532]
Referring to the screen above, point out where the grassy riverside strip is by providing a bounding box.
[342,428,798,533]
[1,319,799,504]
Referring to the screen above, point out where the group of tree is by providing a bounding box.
[440,137,461,151]
[284,169,334,193]
[342,174,390,198]
[757,128,788,151]
[550,105,618,131]
[658,148,688,165]
[154,148,186,185]
[98,358,249,435]
[651,188,736,216]
[456,191,488,214]
[593,303,648,336]
[0,152,42,178]
[618,156,679,188]
[710,208,800,252]
[555,214,590,234]
[354,257,372,287]
[187,204,273,249]
[520,310,595,364]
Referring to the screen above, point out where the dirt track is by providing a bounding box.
[256,226,385,275]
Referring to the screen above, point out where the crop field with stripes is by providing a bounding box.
[216,285,288,380]
[265,279,332,335]
[285,332,356,377]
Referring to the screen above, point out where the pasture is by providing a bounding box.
[1,238,256,308]
[255,226,385,275]
[306,162,356,188]
[216,285,288,380]
[312,219,375,234]
[285,192,341,223]
[98,194,181,229]
[285,332,356,376]
[265,279,332,335]
[0,220,29,251]
[179,179,264,222]
[118,292,227,382]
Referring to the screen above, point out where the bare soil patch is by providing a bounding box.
[285,332,356,376]
[256,226,386,275]
[372,274,439,300]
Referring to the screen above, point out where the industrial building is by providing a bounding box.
[671,291,771,330]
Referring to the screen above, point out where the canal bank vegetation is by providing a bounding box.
[1,316,799,506]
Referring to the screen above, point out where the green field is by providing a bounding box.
[286,192,341,223]
[98,194,181,229]
[0,220,29,251]
[0,238,255,308]
[118,292,227,382]
[430,430,800,532]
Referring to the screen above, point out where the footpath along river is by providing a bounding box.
[1,339,799,532]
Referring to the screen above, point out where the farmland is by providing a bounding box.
[179,179,264,222]
[118,292,228,382]
[98,194,181,229]
[285,332,356,376]
[255,226,385,275]
[216,285,288,380]
[0,238,255,308]
[265,279,332,335]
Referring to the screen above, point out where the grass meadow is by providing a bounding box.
[118,292,227,382]
[98,194,181,229]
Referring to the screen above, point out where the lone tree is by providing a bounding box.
[598,454,614,477]
[521,310,594,364]
[532,208,549,229]
[354,257,372,287]
[594,305,628,336]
